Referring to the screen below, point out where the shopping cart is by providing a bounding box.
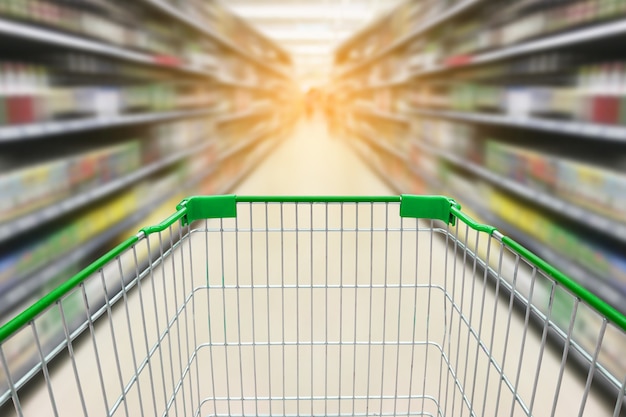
[0,195,625,417]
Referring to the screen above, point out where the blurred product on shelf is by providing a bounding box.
[0,59,225,125]
[0,0,291,71]
[0,116,215,225]
[0,140,141,222]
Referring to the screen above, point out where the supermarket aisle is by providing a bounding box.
[235,116,391,195]
[14,116,611,417]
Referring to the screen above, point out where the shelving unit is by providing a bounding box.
[331,0,626,387]
[408,108,626,142]
[0,0,297,388]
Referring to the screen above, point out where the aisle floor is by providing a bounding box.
[234,117,391,195]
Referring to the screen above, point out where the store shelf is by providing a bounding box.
[336,0,483,78]
[0,17,216,78]
[407,108,626,142]
[0,200,155,317]
[0,108,221,143]
[400,156,626,312]
[413,140,626,243]
[412,18,626,79]
[452,193,626,310]
[0,140,217,244]
[0,123,284,316]
[0,163,220,318]
[139,0,291,79]
[0,120,283,244]
[354,106,410,124]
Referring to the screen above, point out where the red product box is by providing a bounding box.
[444,55,473,67]
[592,96,619,125]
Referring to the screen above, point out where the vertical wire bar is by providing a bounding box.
[406,216,420,417]
[492,253,521,416]
[186,229,201,417]
[158,231,179,417]
[613,376,626,417]
[310,203,314,417]
[508,266,538,417]
[352,204,360,416]
[392,215,404,417]
[364,203,374,414]
[467,236,494,417]
[219,218,232,417]
[0,346,23,415]
[324,202,329,417]
[79,282,111,415]
[265,204,273,417]
[577,320,607,417]
[459,232,487,417]
[338,202,345,415]
[280,203,286,416]
[234,215,245,416]
[168,225,187,417]
[379,203,390,417]
[99,270,130,417]
[204,219,218,417]
[31,322,60,417]
[480,240,506,417]
[420,220,435,416]
[57,300,89,417]
[145,237,170,413]
[296,203,301,416]
[437,221,452,413]
[250,203,260,417]
[117,255,145,417]
[549,299,579,417]
[177,226,194,415]
[447,221,469,417]
[528,282,558,415]
[132,243,159,417]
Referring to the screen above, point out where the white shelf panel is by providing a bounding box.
[412,18,626,78]
[0,108,220,143]
[407,108,626,142]
[0,17,217,78]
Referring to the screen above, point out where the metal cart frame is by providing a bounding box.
[1,195,625,417]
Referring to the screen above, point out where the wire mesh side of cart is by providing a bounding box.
[0,196,625,417]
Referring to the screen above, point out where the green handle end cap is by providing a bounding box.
[177,195,237,226]
[400,195,460,225]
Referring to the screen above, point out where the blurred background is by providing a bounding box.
[2,0,626,409]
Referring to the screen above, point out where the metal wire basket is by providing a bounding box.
[1,195,625,417]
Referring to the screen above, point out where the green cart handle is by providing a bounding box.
[1,195,624,345]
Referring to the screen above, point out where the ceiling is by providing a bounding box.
[224,0,404,88]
